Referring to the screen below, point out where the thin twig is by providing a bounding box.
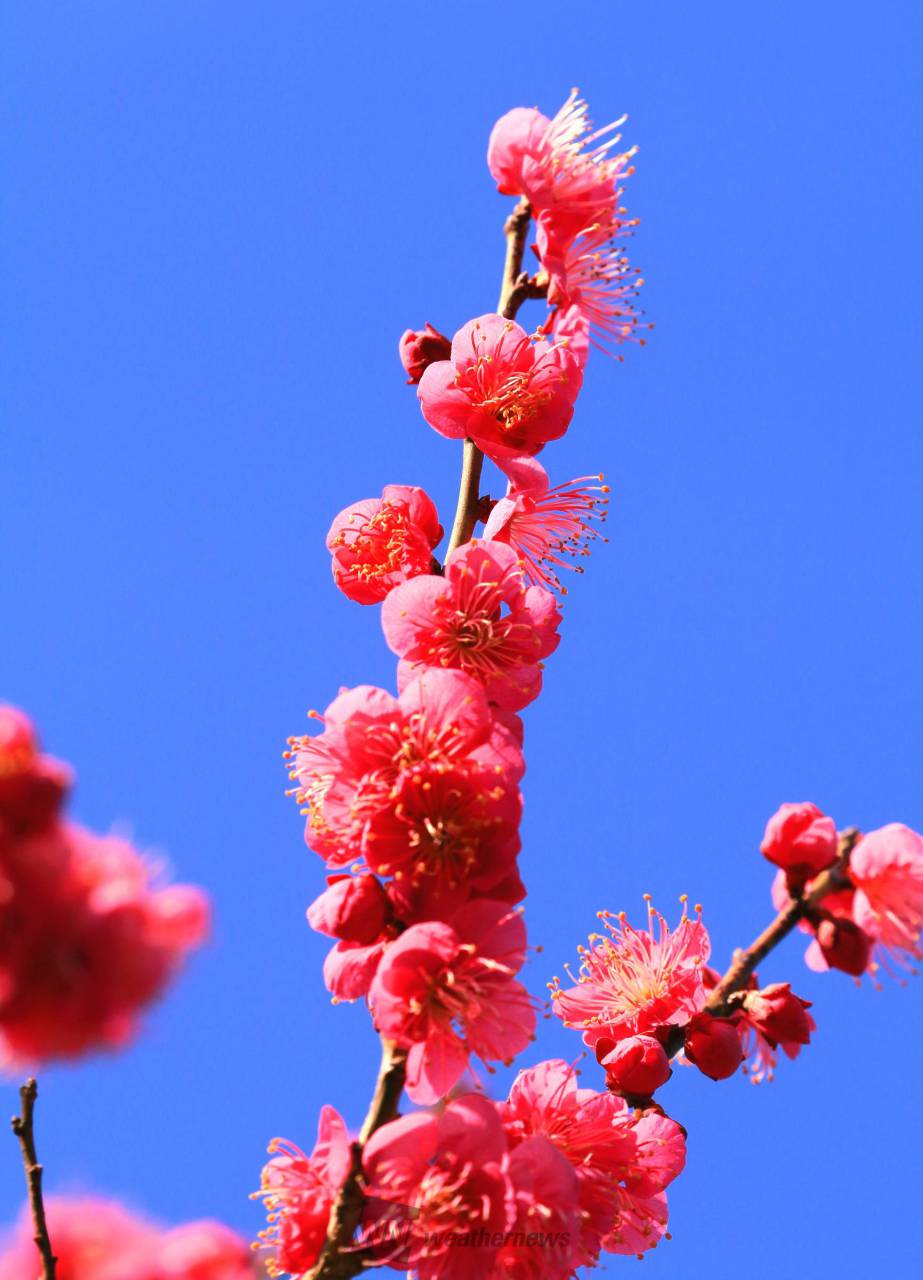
[11,1078,56,1280]
[306,1039,408,1280]
[444,197,546,558]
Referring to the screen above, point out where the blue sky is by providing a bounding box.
[2,2,921,1275]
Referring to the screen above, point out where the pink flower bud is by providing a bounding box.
[816,915,871,976]
[741,983,813,1046]
[683,1014,743,1081]
[761,802,838,878]
[307,875,389,945]
[600,1034,672,1095]
[398,323,452,384]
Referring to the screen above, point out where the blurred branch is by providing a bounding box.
[10,1078,56,1280]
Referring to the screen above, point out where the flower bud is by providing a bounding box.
[683,1014,743,1081]
[399,323,452,384]
[741,983,813,1046]
[601,1034,672,1095]
[816,915,871,976]
[307,875,389,945]
[761,802,838,878]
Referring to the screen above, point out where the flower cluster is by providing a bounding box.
[0,1196,259,1280]
[0,703,210,1065]
[764,803,923,979]
[257,91,695,1277]
[257,89,920,1280]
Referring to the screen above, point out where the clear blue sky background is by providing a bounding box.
[2,3,921,1276]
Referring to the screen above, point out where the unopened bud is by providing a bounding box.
[742,983,813,1046]
[399,323,452,384]
[601,1034,672,1095]
[761,802,839,878]
[816,915,871,976]
[684,1014,743,1081]
[307,874,390,945]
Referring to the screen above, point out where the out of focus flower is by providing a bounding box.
[399,323,452,384]
[551,900,709,1049]
[369,899,534,1104]
[287,670,524,868]
[382,540,561,712]
[255,1105,351,1278]
[417,314,582,462]
[0,820,209,1066]
[0,1196,257,1280]
[0,704,72,836]
[326,485,442,605]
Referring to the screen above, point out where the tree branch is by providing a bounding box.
[444,197,546,558]
[705,827,860,1016]
[10,1078,56,1280]
[306,1039,408,1280]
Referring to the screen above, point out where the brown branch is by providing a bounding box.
[444,197,547,558]
[705,827,860,1016]
[306,1039,407,1280]
[10,1078,56,1280]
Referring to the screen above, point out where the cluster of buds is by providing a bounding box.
[0,704,210,1065]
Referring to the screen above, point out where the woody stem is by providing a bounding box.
[10,1078,56,1280]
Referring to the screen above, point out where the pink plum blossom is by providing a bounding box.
[363,764,522,920]
[255,1105,351,1278]
[849,823,923,971]
[735,982,814,1084]
[417,315,582,462]
[382,540,561,712]
[551,901,709,1048]
[500,1059,685,1261]
[368,898,534,1104]
[492,1136,581,1280]
[362,1094,512,1280]
[287,669,524,868]
[487,91,635,240]
[536,213,646,358]
[483,457,608,593]
[326,484,442,605]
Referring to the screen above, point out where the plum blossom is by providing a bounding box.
[368,899,534,1104]
[363,765,522,920]
[0,1197,257,1280]
[254,1105,351,1278]
[417,315,582,462]
[551,900,709,1049]
[500,1059,685,1261]
[536,214,646,358]
[362,1094,512,1280]
[487,91,635,240]
[0,820,209,1066]
[491,1136,581,1280]
[326,484,442,604]
[735,983,814,1084]
[382,540,561,712]
[483,457,608,593]
[287,669,524,868]
[849,823,923,972]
